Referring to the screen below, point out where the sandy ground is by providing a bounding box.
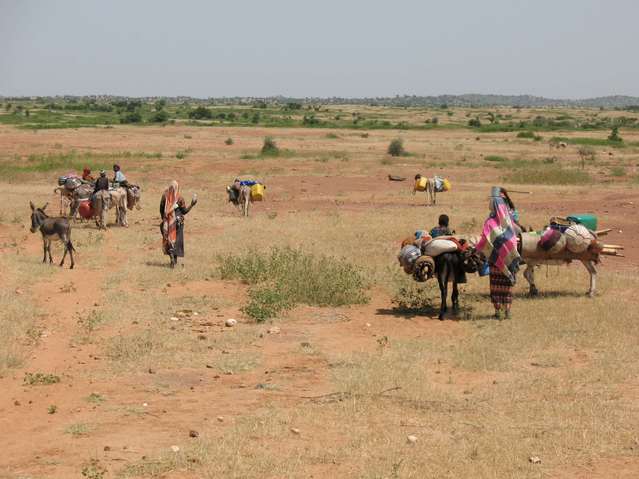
[0,124,638,478]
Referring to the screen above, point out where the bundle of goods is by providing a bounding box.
[58,174,82,191]
[433,176,451,193]
[78,199,93,219]
[398,233,478,282]
[523,213,623,260]
[414,176,428,192]
[250,183,265,201]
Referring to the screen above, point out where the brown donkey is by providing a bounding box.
[29,202,76,269]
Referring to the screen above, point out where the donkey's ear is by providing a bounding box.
[30,201,35,211]
[42,202,48,211]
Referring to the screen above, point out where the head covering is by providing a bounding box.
[475,189,521,283]
[83,167,91,174]
[113,164,121,171]
[99,170,106,176]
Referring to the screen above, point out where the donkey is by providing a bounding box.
[92,190,112,229]
[413,175,437,206]
[29,202,76,269]
[226,184,252,217]
[434,249,481,320]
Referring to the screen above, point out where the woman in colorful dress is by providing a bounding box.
[476,187,521,319]
[160,181,197,268]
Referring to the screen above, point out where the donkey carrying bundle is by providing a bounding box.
[398,235,481,319]
[29,202,76,269]
[520,217,623,297]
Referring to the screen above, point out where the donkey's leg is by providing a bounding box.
[59,235,68,267]
[42,238,48,263]
[523,265,538,296]
[68,240,75,269]
[452,280,460,314]
[438,264,449,320]
[582,260,597,297]
[47,239,53,263]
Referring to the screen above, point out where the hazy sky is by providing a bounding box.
[1,0,637,98]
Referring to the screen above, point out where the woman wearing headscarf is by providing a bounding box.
[160,181,197,268]
[475,187,521,319]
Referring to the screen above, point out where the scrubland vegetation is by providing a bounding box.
[0,105,638,478]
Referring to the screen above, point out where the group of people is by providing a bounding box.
[120,172,523,318]
[427,187,522,320]
[82,164,129,196]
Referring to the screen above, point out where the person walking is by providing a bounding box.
[476,187,521,320]
[160,181,197,268]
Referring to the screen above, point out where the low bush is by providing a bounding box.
[387,138,406,156]
[224,137,234,145]
[484,155,507,162]
[516,131,536,139]
[218,247,369,321]
[149,110,169,123]
[261,136,279,156]
[188,106,213,120]
[120,111,142,124]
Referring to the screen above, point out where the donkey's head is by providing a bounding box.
[226,185,238,205]
[29,201,48,233]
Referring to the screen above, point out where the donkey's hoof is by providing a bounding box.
[529,287,539,297]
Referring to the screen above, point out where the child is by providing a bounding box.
[430,214,454,238]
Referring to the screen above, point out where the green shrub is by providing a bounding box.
[218,247,369,321]
[516,131,536,139]
[243,286,292,322]
[261,136,279,156]
[387,138,406,156]
[610,166,626,177]
[120,111,142,124]
[484,155,507,162]
[224,137,234,145]
[188,106,213,120]
[608,126,623,142]
[149,110,169,123]
[468,118,481,128]
[325,132,339,139]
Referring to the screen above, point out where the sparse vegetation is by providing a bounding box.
[608,126,623,142]
[610,166,627,177]
[387,138,406,156]
[24,372,60,385]
[484,155,507,162]
[261,136,280,156]
[224,137,234,145]
[504,166,591,185]
[65,422,92,437]
[218,247,369,321]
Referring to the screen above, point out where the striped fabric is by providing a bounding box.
[476,196,520,284]
[163,181,179,248]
